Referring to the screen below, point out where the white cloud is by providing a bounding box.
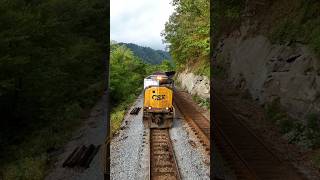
[111,0,174,50]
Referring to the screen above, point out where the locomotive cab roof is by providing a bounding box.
[144,72,173,89]
[145,74,168,80]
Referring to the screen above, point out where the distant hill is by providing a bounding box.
[118,43,172,64]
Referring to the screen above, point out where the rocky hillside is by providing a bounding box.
[214,0,320,121]
[176,69,210,99]
[216,32,320,120]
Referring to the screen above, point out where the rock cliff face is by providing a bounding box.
[216,26,320,120]
[176,69,210,99]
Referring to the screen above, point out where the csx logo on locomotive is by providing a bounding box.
[152,94,166,100]
[143,72,175,128]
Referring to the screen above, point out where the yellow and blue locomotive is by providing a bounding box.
[143,72,175,128]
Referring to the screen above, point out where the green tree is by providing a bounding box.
[162,0,209,70]
[109,44,148,105]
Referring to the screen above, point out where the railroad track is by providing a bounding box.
[150,129,181,180]
[213,93,306,180]
[174,91,210,153]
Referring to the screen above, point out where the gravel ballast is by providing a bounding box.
[170,107,210,179]
[111,95,147,179]
[111,94,210,179]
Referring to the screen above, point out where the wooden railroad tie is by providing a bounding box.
[130,107,141,115]
[62,144,101,169]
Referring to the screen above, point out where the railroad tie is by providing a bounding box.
[62,144,100,169]
[130,107,141,115]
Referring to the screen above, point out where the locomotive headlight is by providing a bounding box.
[148,106,152,109]
[165,107,169,110]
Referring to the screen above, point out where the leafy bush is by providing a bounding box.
[286,114,320,148]
[305,113,320,148]
[277,118,295,134]
[266,100,320,149]
[194,60,210,77]
[192,95,210,110]
[265,99,287,123]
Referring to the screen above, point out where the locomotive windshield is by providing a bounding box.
[144,72,174,89]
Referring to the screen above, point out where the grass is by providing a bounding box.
[305,113,320,148]
[0,82,104,180]
[110,93,140,136]
[192,95,210,110]
[265,99,320,149]
[276,118,295,134]
[111,108,125,135]
[312,150,320,169]
[174,78,181,88]
[3,155,47,180]
[194,59,210,78]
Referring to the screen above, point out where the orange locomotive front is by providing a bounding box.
[143,72,175,128]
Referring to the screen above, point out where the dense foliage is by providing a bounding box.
[266,100,320,149]
[162,0,209,73]
[110,44,147,105]
[118,43,172,64]
[267,0,320,57]
[212,0,245,47]
[212,0,320,58]
[0,0,107,179]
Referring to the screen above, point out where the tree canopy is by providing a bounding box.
[0,0,107,179]
[162,0,210,70]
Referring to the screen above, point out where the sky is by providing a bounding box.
[110,0,174,51]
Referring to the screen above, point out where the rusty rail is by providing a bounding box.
[174,91,210,153]
[150,129,181,180]
[213,93,306,180]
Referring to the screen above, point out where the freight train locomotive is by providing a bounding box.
[143,72,175,128]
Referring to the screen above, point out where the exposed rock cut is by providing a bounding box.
[216,28,320,120]
[176,69,210,99]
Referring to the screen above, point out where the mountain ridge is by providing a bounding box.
[118,42,172,64]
